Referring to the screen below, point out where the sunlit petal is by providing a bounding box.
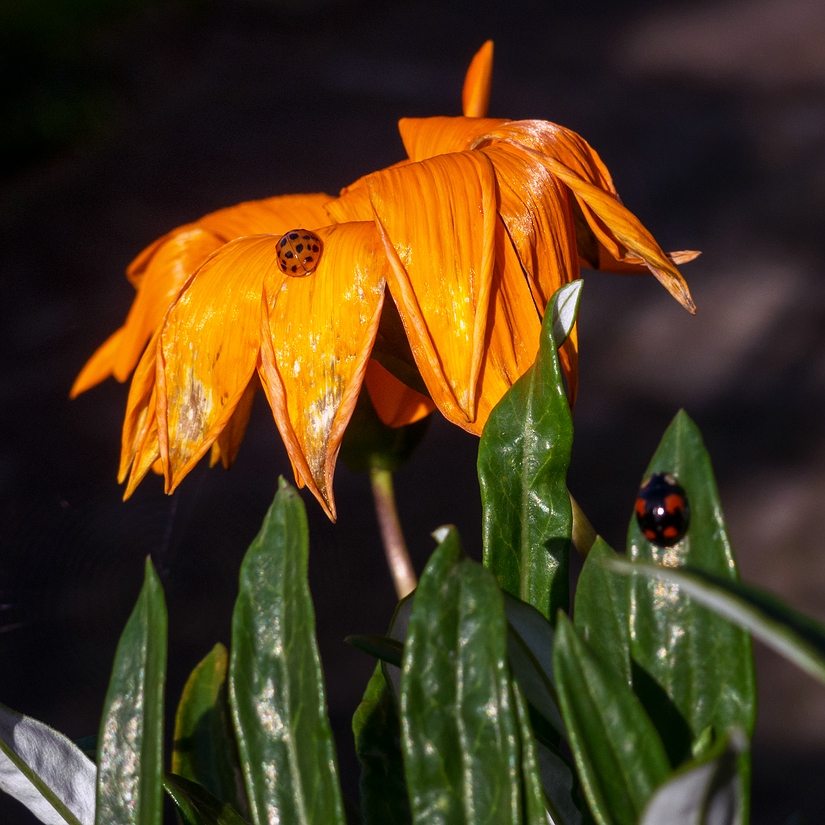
[472,217,543,433]
[365,359,435,428]
[462,41,494,118]
[589,246,702,274]
[114,227,227,382]
[481,143,579,312]
[398,116,508,162]
[197,193,333,238]
[156,235,282,492]
[258,222,388,520]
[367,151,497,427]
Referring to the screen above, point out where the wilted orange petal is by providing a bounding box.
[481,144,580,312]
[462,41,494,118]
[197,193,333,238]
[119,330,161,484]
[472,219,543,434]
[70,327,125,397]
[113,227,227,382]
[365,360,435,428]
[124,395,161,499]
[213,373,259,470]
[592,246,702,274]
[258,222,388,520]
[157,235,282,492]
[368,151,497,427]
[324,183,374,223]
[472,119,618,195]
[398,116,509,162]
[532,152,696,313]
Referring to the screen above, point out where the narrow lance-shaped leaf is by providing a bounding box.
[173,644,247,817]
[95,558,167,825]
[352,665,411,825]
[478,281,580,620]
[512,686,554,825]
[574,538,631,687]
[627,410,756,767]
[164,773,251,825]
[0,704,96,825]
[611,559,825,686]
[553,614,670,825]
[228,480,346,825]
[400,526,522,824]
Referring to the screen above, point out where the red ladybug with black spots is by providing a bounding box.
[635,472,690,546]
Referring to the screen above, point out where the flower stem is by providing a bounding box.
[370,467,417,599]
[569,491,597,558]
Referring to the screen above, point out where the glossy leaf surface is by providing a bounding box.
[164,774,251,825]
[574,538,631,687]
[612,560,825,685]
[554,614,669,825]
[400,527,522,824]
[173,644,245,815]
[352,665,411,825]
[627,411,756,764]
[228,480,345,825]
[513,687,554,825]
[478,283,577,620]
[0,704,96,825]
[95,558,167,825]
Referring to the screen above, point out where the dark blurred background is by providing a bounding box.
[2,0,825,821]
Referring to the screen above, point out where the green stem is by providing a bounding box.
[370,468,417,599]
[569,491,597,558]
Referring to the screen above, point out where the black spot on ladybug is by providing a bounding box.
[276,228,323,277]
[635,472,690,547]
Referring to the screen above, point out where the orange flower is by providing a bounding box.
[74,40,697,519]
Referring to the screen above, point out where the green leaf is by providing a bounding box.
[95,557,167,825]
[352,665,411,825]
[173,644,246,817]
[479,283,576,620]
[345,634,404,668]
[627,411,756,766]
[400,526,522,824]
[228,480,345,825]
[553,614,670,825]
[502,591,564,741]
[573,539,631,687]
[164,774,251,825]
[611,560,825,685]
[0,703,95,825]
[639,730,746,825]
[513,686,553,825]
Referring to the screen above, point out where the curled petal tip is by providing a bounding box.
[462,40,494,118]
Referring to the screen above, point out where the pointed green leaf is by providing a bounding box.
[628,411,756,766]
[574,539,631,687]
[611,560,825,685]
[640,730,746,825]
[513,687,553,825]
[345,635,404,668]
[0,704,95,825]
[400,527,522,824]
[479,284,576,620]
[352,665,411,825]
[164,774,251,825]
[554,614,670,825]
[95,558,167,825]
[173,644,246,817]
[502,591,564,741]
[228,480,345,825]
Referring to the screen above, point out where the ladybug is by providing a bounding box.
[276,229,322,276]
[635,472,690,547]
